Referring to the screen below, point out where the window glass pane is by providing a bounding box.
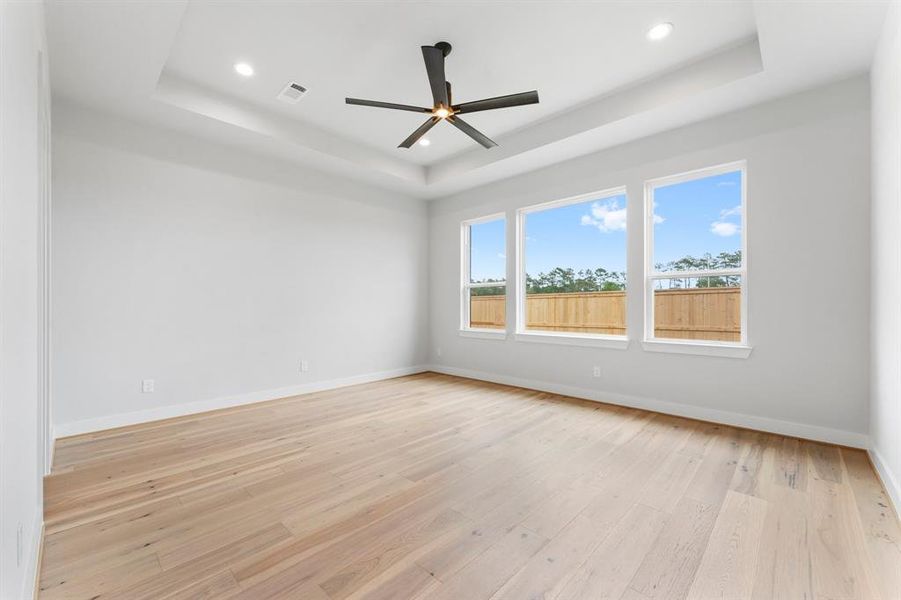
[653,170,742,272]
[469,286,505,329]
[469,218,506,284]
[653,276,741,342]
[524,193,627,335]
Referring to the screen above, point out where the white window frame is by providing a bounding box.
[642,160,751,358]
[514,187,630,349]
[460,213,507,339]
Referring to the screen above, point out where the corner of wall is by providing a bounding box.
[870,445,901,521]
[868,0,901,519]
[22,518,43,600]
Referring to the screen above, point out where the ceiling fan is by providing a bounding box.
[345,42,539,149]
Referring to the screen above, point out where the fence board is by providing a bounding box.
[468,288,740,342]
[469,294,505,329]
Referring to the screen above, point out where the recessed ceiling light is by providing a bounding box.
[418,138,431,147]
[646,22,674,41]
[234,62,254,77]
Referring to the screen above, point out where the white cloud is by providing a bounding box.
[653,201,665,225]
[710,221,739,236]
[716,181,737,187]
[497,253,506,259]
[581,199,627,233]
[719,205,742,218]
[709,204,742,236]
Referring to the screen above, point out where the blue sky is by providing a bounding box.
[653,170,742,267]
[469,218,506,281]
[469,170,742,281]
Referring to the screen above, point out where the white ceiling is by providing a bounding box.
[46,0,890,199]
[164,1,757,164]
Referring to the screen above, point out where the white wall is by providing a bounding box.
[870,1,901,511]
[0,1,50,598]
[429,77,871,447]
[51,103,429,433]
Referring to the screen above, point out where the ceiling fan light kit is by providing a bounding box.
[345,41,539,149]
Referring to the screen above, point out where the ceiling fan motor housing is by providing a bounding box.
[434,41,452,57]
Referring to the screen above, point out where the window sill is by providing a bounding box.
[514,331,629,349]
[459,329,507,340]
[641,339,752,359]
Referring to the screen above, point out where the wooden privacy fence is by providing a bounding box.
[470,287,741,342]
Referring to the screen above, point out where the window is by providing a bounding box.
[516,188,629,346]
[461,215,506,334]
[644,162,748,353]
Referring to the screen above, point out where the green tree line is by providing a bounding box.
[471,251,741,295]
[654,251,741,289]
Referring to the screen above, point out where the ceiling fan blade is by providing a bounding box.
[345,98,432,113]
[421,46,449,107]
[453,90,539,114]
[398,116,440,148]
[446,81,452,106]
[447,116,497,149]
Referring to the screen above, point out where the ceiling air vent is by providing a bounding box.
[277,82,307,104]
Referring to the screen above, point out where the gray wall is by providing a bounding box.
[51,103,429,430]
[0,2,49,597]
[429,77,871,445]
[870,2,901,509]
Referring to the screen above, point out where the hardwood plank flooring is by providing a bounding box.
[39,373,901,599]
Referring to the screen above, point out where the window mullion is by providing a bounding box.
[466,281,507,289]
[648,269,743,280]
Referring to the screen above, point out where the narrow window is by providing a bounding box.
[518,188,628,340]
[461,215,506,331]
[645,162,747,345]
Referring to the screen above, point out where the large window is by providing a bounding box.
[461,215,506,332]
[645,162,747,348]
[517,188,628,343]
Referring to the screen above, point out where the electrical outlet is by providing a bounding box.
[141,379,154,393]
[300,360,309,373]
[592,366,601,378]
[436,347,442,358]
[16,523,23,567]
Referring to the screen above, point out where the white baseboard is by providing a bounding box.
[53,361,871,449]
[869,445,901,521]
[44,363,891,540]
[24,516,43,600]
[427,364,869,449]
[54,365,429,438]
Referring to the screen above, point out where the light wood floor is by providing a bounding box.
[40,373,900,599]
